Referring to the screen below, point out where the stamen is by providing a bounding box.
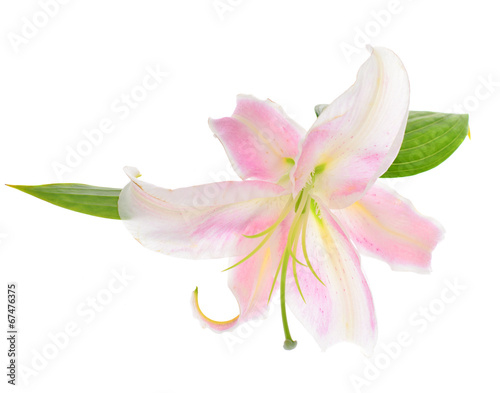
[294,190,303,213]
[290,250,307,267]
[301,206,326,287]
[291,211,307,303]
[226,196,294,272]
[222,231,273,272]
[267,256,283,304]
[292,245,306,303]
[268,196,302,303]
[227,179,325,350]
[243,196,294,239]
[279,190,309,350]
[268,203,306,304]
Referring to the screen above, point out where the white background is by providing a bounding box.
[1,1,498,392]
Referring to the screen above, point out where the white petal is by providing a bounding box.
[293,47,410,208]
[118,166,290,259]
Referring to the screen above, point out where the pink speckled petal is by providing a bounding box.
[293,47,410,208]
[334,182,444,273]
[210,95,305,184]
[118,166,290,259]
[286,200,376,352]
[192,218,291,332]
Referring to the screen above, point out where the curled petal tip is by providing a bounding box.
[123,166,141,179]
[191,286,240,332]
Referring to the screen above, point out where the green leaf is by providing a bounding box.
[7,183,122,219]
[381,111,469,178]
[314,104,328,117]
[314,105,469,178]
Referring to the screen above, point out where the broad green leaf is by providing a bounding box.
[314,105,469,178]
[381,111,469,177]
[7,183,122,219]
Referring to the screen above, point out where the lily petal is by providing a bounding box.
[334,182,445,273]
[210,95,305,184]
[192,218,291,331]
[286,199,376,352]
[118,167,290,259]
[293,47,410,208]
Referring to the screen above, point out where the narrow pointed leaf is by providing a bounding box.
[7,183,122,219]
[314,106,469,177]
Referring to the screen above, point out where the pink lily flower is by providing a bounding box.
[118,47,444,352]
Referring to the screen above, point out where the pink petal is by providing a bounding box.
[334,182,445,273]
[286,199,376,352]
[118,166,290,259]
[293,47,410,208]
[192,217,291,332]
[210,95,305,184]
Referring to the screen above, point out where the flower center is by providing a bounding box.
[225,179,325,350]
